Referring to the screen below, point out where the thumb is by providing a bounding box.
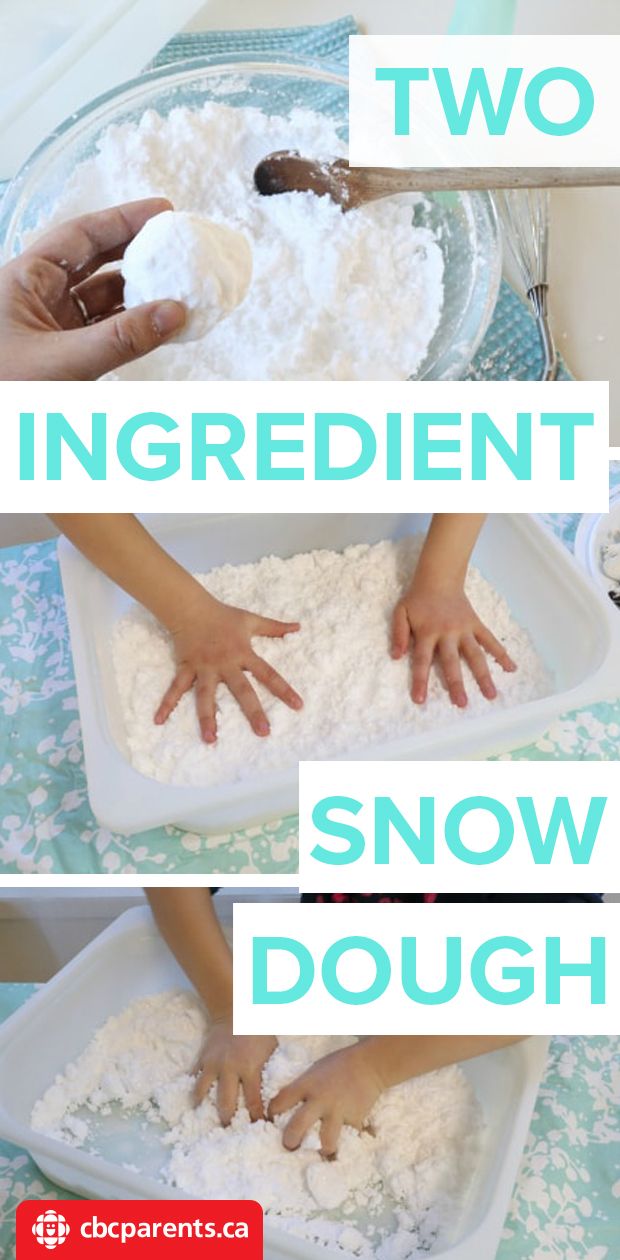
[59,300,186,378]
[257,617,301,638]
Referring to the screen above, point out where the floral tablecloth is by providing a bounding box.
[0,470,619,875]
[0,985,618,1260]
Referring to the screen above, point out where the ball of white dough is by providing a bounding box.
[121,210,252,343]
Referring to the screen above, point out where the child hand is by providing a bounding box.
[0,199,186,380]
[268,1044,384,1157]
[193,1019,278,1124]
[391,578,516,708]
[155,588,303,741]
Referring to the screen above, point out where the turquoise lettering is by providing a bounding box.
[117,412,179,481]
[375,67,430,134]
[322,936,391,1004]
[252,937,313,1003]
[191,413,245,480]
[472,936,534,1004]
[310,796,365,865]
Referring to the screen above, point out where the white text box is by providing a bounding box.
[0,379,609,512]
[299,760,618,895]
[233,902,619,1035]
[350,36,620,167]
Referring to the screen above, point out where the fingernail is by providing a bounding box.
[256,719,270,736]
[291,696,303,710]
[152,300,186,338]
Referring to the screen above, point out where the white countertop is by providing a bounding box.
[187,0,620,443]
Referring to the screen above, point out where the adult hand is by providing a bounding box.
[0,198,186,379]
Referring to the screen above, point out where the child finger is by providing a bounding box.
[249,654,303,711]
[255,616,301,639]
[462,635,497,700]
[390,602,410,659]
[193,1064,216,1106]
[319,1114,342,1158]
[241,1072,265,1122]
[282,1102,322,1151]
[476,626,517,672]
[195,670,218,743]
[217,1069,241,1126]
[411,637,435,704]
[268,1080,304,1119]
[154,665,194,724]
[438,638,467,708]
[226,670,270,736]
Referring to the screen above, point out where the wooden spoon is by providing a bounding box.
[254,151,620,208]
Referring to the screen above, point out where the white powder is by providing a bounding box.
[32,102,444,380]
[601,539,620,583]
[32,990,483,1257]
[111,536,551,787]
[121,210,252,342]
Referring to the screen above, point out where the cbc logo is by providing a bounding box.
[32,1209,71,1249]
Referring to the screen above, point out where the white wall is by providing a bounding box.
[0,888,299,981]
[0,515,58,547]
[187,0,620,36]
[0,889,144,980]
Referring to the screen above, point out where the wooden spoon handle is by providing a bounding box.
[351,165,620,202]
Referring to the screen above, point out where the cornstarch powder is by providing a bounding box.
[32,990,483,1258]
[111,536,550,787]
[33,102,445,380]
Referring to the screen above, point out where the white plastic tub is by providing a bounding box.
[575,486,620,603]
[0,905,550,1260]
[58,513,620,835]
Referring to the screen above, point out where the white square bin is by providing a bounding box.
[0,904,550,1260]
[57,513,620,835]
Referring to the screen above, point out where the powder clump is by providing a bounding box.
[121,209,252,342]
[32,990,484,1258]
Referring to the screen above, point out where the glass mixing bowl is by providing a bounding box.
[0,54,502,380]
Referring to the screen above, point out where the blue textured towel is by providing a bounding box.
[152,17,569,382]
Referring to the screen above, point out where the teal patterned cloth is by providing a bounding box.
[153,15,358,64]
[0,985,618,1260]
[1,469,619,875]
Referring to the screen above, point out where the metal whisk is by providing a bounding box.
[494,189,559,382]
